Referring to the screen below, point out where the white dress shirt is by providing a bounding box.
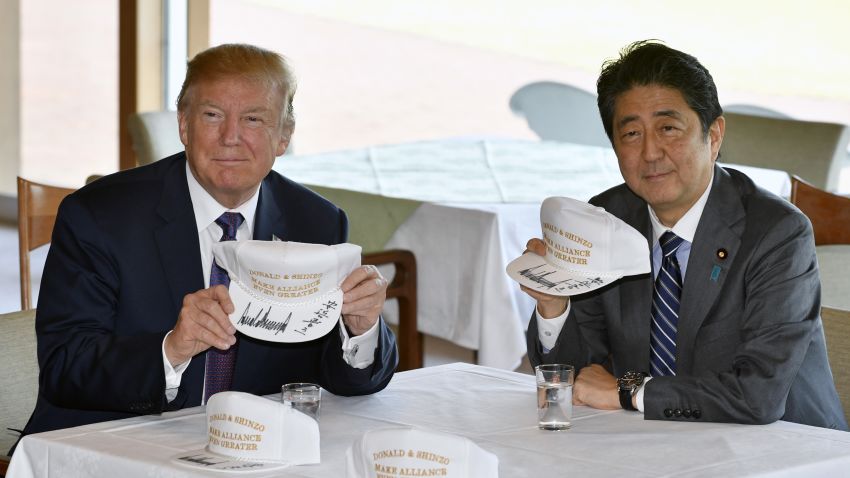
[537,171,715,412]
[163,163,380,401]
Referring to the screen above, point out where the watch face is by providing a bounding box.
[618,371,646,391]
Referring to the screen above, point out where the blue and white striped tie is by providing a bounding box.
[650,231,684,377]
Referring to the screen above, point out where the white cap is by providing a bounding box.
[507,196,650,296]
[346,427,499,478]
[212,240,361,342]
[171,391,320,473]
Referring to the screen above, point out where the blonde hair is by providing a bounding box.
[176,43,296,131]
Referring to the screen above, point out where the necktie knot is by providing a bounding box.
[215,212,244,241]
[659,231,684,258]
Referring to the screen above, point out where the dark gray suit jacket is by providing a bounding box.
[528,165,847,430]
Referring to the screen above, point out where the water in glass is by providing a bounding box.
[537,381,572,430]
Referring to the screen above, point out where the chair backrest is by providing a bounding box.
[0,309,38,467]
[17,177,76,310]
[723,104,790,119]
[822,306,850,425]
[722,112,850,191]
[790,175,850,245]
[509,81,610,148]
[128,111,184,166]
[128,110,295,167]
[361,249,422,371]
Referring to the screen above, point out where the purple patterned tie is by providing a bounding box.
[204,212,244,403]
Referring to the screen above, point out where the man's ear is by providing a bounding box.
[276,122,294,156]
[709,116,725,162]
[178,110,189,147]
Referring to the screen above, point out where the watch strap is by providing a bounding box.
[619,386,637,411]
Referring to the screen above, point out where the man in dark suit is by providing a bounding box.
[523,41,847,430]
[20,44,398,441]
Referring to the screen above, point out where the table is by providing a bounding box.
[8,363,850,477]
[273,140,792,370]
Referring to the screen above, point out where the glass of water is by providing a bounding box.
[282,383,321,421]
[535,364,574,430]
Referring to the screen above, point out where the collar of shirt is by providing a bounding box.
[185,161,259,235]
[186,161,261,288]
[648,169,715,245]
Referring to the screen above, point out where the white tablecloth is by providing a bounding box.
[8,363,850,477]
[273,140,792,370]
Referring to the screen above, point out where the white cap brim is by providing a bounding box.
[506,252,623,296]
[171,451,292,473]
[228,277,342,343]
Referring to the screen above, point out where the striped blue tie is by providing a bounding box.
[650,231,684,377]
[204,212,244,403]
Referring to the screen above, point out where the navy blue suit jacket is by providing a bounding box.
[21,153,398,438]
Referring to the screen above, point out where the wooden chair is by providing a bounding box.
[0,309,39,474]
[17,177,75,310]
[822,306,850,425]
[362,249,422,371]
[790,175,850,245]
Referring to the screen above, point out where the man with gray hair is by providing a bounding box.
[18,44,398,445]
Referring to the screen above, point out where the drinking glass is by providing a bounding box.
[535,364,574,430]
[282,383,321,421]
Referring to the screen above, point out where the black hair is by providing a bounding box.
[597,40,722,141]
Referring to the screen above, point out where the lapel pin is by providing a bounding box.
[716,248,728,260]
[710,265,722,282]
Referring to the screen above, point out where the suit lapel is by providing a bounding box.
[617,199,655,371]
[234,175,286,388]
[154,156,204,311]
[252,175,285,241]
[676,166,745,372]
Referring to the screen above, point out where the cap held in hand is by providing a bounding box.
[507,196,649,296]
[212,240,361,343]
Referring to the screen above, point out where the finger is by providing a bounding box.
[195,293,236,336]
[519,284,562,302]
[190,306,236,348]
[193,319,234,350]
[340,265,382,292]
[211,284,235,315]
[341,293,384,317]
[343,276,387,304]
[525,238,547,256]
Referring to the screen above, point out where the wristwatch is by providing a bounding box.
[617,371,647,411]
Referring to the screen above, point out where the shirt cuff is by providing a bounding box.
[635,377,652,413]
[162,331,190,402]
[536,302,571,351]
[338,318,380,369]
